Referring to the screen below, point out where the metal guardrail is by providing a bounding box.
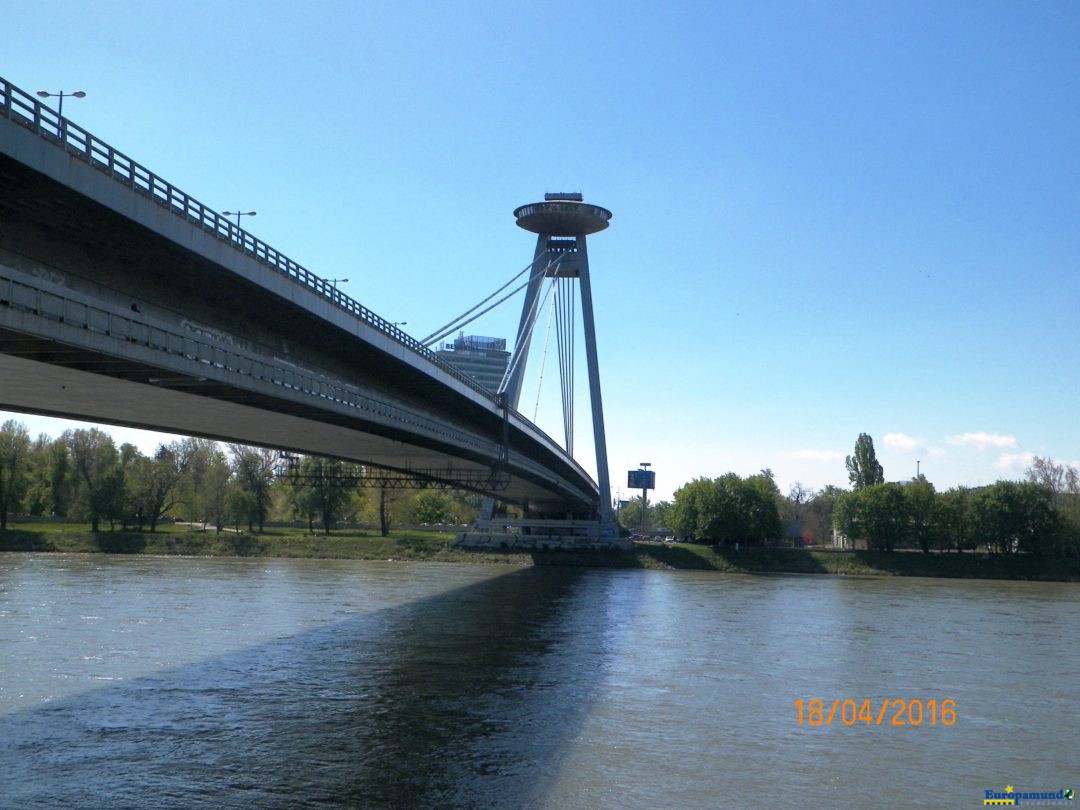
[0,74,590,489]
[0,76,496,399]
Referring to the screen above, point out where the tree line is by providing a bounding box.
[832,434,1079,556]
[621,433,1080,558]
[0,420,482,535]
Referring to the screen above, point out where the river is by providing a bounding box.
[0,553,1076,808]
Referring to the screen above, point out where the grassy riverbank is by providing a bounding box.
[0,524,532,565]
[1,524,1077,581]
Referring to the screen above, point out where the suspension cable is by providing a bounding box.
[532,281,558,422]
[498,258,563,395]
[421,256,559,348]
[555,276,576,455]
[420,250,551,346]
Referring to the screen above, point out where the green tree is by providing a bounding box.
[1025,456,1071,509]
[167,438,218,523]
[904,476,937,554]
[372,486,409,536]
[668,474,781,545]
[745,470,783,542]
[200,449,233,532]
[287,456,354,534]
[1026,456,1080,544]
[99,465,128,531]
[832,490,859,545]
[781,482,815,522]
[622,498,673,532]
[856,483,908,552]
[0,420,32,530]
[27,437,74,517]
[226,486,257,533]
[650,500,672,531]
[125,444,187,531]
[446,490,482,525]
[668,477,720,540]
[806,485,844,545]
[287,476,318,533]
[412,490,451,525]
[65,428,120,532]
[970,481,1061,556]
[24,434,61,517]
[933,488,971,552]
[846,433,884,491]
[618,497,650,532]
[230,446,276,532]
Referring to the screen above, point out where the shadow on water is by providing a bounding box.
[0,565,610,809]
[531,544,834,575]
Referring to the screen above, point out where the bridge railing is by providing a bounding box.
[0,75,584,481]
[0,78,494,398]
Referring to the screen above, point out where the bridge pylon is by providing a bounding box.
[467,193,620,547]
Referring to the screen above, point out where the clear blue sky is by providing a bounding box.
[4,1,1079,502]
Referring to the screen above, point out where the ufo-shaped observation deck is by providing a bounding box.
[514,196,612,236]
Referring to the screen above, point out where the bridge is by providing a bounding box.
[0,76,609,527]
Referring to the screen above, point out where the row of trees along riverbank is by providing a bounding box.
[0,420,484,536]
[627,434,1080,560]
[3,421,1078,562]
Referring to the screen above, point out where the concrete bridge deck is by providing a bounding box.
[0,76,599,517]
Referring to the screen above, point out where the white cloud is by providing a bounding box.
[947,432,1018,450]
[883,432,923,452]
[783,449,844,461]
[994,452,1035,471]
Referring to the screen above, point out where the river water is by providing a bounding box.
[0,553,1076,808]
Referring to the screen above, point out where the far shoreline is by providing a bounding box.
[1,525,1078,582]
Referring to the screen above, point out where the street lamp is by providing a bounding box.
[328,278,349,288]
[392,321,407,327]
[36,89,86,120]
[222,210,257,228]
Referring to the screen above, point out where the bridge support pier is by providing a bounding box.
[458,519,631,551]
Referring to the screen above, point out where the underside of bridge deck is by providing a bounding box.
[0,119,599,517]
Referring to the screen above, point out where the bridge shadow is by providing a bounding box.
[0,565,612,808]
[527,543,834,575]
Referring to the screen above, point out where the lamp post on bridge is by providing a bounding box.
[328,278,349,289]
[222,210,257,229]
[36,89,86,121]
